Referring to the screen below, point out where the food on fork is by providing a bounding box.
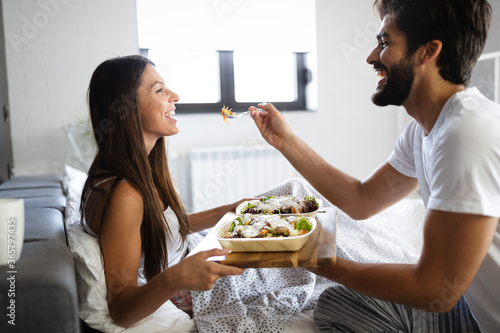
[221,105,234,125]
[222,214,313,239]
[241,195,320,215]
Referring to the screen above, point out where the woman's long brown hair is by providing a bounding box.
[81,55,190,281]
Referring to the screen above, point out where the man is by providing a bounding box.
[250,0,499,331]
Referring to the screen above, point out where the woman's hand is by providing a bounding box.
[164,249,243,292]
[227,198,256,213]
[250,103,294,152]
[188,199,256,232]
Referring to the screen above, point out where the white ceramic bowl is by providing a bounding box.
[215,216,316,252]
[235,198,323,218]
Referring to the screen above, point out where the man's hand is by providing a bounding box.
[250,103,294,152]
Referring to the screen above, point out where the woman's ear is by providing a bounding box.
[420,39,443,64]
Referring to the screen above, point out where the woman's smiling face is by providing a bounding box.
[136,64,180,151]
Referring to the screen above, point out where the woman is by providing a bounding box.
[80,55,244,327]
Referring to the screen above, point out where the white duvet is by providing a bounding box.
[191,178,426,333]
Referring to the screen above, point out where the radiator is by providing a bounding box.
[184,145,301,212]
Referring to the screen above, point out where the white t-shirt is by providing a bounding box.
[387,87,500,333]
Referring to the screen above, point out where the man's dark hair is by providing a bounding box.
[374,0,492,86]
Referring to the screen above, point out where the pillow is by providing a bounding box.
[62,164,87,196]
[67,227,197,332]
[63,164,197,332]
[63,164,87,228]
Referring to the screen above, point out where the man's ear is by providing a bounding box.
[420,40,443,64]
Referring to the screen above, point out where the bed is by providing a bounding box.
[64,167,425,332]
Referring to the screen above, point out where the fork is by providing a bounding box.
[226,108,264,119]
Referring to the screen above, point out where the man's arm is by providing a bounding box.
[282,134,418,219]
[251,103,418,219]
[311,210,498,312]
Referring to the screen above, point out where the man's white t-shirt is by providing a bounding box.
[387,87,500,333]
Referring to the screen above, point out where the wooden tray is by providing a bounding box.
[188,208,337,268]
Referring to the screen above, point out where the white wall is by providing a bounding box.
[295,0,404,179]
[2,0,405,181]
[2,0,138,175]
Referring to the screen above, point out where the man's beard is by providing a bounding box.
[372,56,415,107]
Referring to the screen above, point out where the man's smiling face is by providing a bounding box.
[366,15,417,107]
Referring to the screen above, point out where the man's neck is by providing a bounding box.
[403,76,465,135]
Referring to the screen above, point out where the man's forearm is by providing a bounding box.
[279,134,367,218]
[312,258,458,313]
[279,134,418,219]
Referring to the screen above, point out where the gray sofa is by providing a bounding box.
[0,175,81,332]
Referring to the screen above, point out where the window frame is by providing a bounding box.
[177,50,310,113]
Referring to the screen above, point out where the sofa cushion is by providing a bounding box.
[0,187,64,198]
[0,175,79,333]
[25,207,67,245]
[0,175,62,190]
[0,240,79,333]
[24,196,66,212]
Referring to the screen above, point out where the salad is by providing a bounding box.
[222,214,313,239]
[241,195,319,215]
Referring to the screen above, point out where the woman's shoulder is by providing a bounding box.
[90,171,138,195]
[102,181,144,232]
[84,173,144,235]
[108,180,143,206]
[90,172,144,213]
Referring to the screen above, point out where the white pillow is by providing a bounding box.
[62,164,87,196]
[63,164,87,228]
[67,227,197,332]
[63,164,197,332]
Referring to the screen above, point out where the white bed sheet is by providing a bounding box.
[64,166,425,333]
[191,178,426,333]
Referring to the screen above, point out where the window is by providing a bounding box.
[136,0,316,113]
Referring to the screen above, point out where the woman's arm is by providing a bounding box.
[100,182,243,327]
[100,181,166,326]
[187,198,251,232]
